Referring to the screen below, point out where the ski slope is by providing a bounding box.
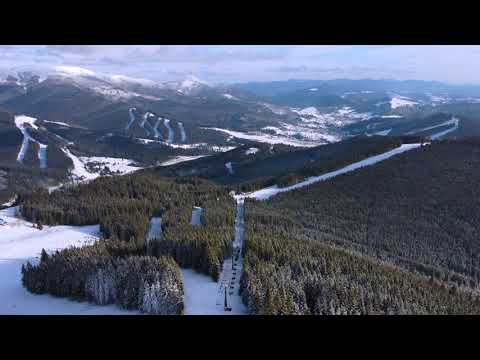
[190,207,203,226]
[225,162,234,175]
[178,122,187,143]
[126,108,136,131]
[153,117,162,138]
[164,118,174,143]
[241,143,423,200]
[429,117,459,140]
[15,115,48,168]
[0,206,136,315]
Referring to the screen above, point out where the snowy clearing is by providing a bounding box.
[225,162,234,175]
[159,155,208,166]
[178,122,187,143]
[146,217,162,243]
[0,206,136,314]
[390,96,418,109]
[245,147,259,155]
[240,143,422,201]
[204,127,320,147]
[373,129,392,136]
[190,207,202,226]
[164,118,174,143]
[62,149,140,181]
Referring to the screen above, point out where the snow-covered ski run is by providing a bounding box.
[125,108,136,131]
[178,122,187,143]
[164,118,174,143]
[15,115,48,168]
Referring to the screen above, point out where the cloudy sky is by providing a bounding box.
[1,45,479,85]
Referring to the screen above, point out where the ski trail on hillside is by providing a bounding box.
[178,122,187,143]
[164,118,174,143]
[241,143,423,201]
[225,162,234,175]
[15,115,48,168]
[140,112,153,136]
[126,108,136,131]
[38,144,48,169]
[153,117,162,138]
[429,117,459,140]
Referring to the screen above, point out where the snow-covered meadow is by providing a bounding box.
[0,206,136,314]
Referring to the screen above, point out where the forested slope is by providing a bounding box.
[244,140,480,291]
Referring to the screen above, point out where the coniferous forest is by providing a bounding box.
[240,140,480,314]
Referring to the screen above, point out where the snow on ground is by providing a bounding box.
[205,127,320,147]
[164,118,174,143]
[373,129,392,136]
[309,88,318,91]
[261,102,289,115]
[390,96,418,109]
[79,156,142,174]
[55,65,96,77]
[1,196,16,208]
[62,149,141,181]
[381,115,403,118]
[135,138,235,152]
[406,117,459,136]
[178,122,187,143]
[153,118,162,138]
[222,93,238,100]
[15,115,48,167]
[43,120,71,127]
[245,147,259,155]
[146,217,162,243]
[225,162,234,175]
[182,197,247,315]
[38,143,48,169]
[0,206,136,314]
[429,117,459,140]
[140,112,154,136]
[126,108,136,131]
[241,143,422,201]
[190,207,203,226]
[159,155,208,166]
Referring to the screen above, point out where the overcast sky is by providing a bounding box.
[1,45,479,85]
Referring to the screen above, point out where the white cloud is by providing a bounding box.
[1,45,480,84]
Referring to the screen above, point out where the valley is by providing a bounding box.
[2,67,480,315]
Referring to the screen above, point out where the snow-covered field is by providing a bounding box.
[245,147,259,155]
[205,127,321,147]
[38,144,48,169]
[0,206,136,314]
[390,96,418,109]
[62,148,141,181]
[240,143,422,201]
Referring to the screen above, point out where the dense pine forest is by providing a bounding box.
[243,140,480,297]
[240,223,480,314]
[20,174,235,279]
[22,240,184,314]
